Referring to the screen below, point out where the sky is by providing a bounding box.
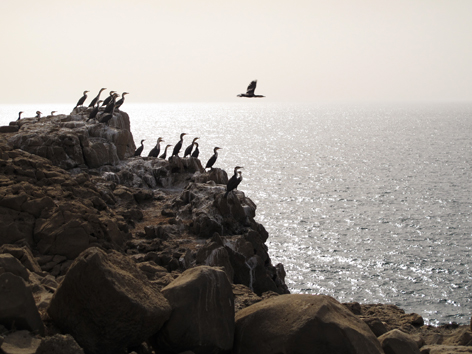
[1,0,472,104]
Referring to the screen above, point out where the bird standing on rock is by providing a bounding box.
[205,147,222,170]
[148,137,164,157]
[172,133,187,157]
[87,100,103,122]
[74,90,89,109]
[184,137,199,157]
[191,142,200,158]
[114,92,129,111]
[88,88,107,108]
[102,91,116,107]
[17,111,23,121]
[160,144,172,159]
[35,111,42,118]
[225,166,243,197]
[134,139,145,156]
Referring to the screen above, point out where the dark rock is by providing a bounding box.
[151,266,234,354]
[0,245,42,273]
[0,254,30,281]
[378,329,421,354]
[47,247,171,354]
[0,273,45,335]
[234,294,383,354]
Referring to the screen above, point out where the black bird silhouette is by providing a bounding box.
[103,92,119,114]
[237,80,265,98]
[35,111,42,118]
[102,91,116,107]
[88,88,107,108]
[205,147,222,169]
[225,166,244,197]
[115,92,129,111]
[134,139,145,156]
[172,133,187,157]
[159,144,172,159]
[17,111,23,121]
[184,137,199,157]
[75,90,89,108]
[191,142,200,158]
[87,100,103,122]
[148,137,164,157]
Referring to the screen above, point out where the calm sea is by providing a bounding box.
[1,102,471,325]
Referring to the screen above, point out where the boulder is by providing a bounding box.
[0,253,30,281]
[36,334,85,354]
[420,345,472,353]
[0,273,45,335]
[0,245,42,273]
[151,266,234,354]
[378,329,421,354]
[47,247,171,354]
[0,206,35,247]
[234,294,383,354]
[0,330,41,354]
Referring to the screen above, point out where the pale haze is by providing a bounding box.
[1,0,472,104]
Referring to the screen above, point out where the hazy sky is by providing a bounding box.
[1,0,472,104]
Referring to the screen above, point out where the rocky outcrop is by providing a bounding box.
[234,294,384,354]
[378,329,421,354]
[48,247,172,354]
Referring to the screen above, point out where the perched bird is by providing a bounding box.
[148,137,164,157]
[172,133,187,157]
[50,111,57,116]
[205,147,222,170]
[99,103,115,125]
[225,166,244,197]
[134,139,145,156]
[191,142,200,158]
[237,80,265,98]
[88,88,107,108]
[17,111,23,121]
[102,91,116,107]
[87,100,103,122]
[74,90,89,108]
[35,111,42,118]
[159,144,173,159]
[103,92,119,114]
[114,92,129,111]
[184,137,199,157]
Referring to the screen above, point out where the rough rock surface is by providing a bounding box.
[378,329,421,354]
[35,334,85,354]
[234,294,384,354]
[48,247,172,354]
[151,265,234,354]
[0,330,41,354]
[0,273,45,336]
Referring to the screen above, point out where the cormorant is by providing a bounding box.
[148,137,164,157]
[87,100,103,122]
[159,144,172,159]
[172,133,187,157]
[205,147,222,169]
[114,92,129,111]
[36,111,42,118]
[99,103,115,125]
[50,111,57,116]
[134,139,145,156]
[237,80,265,98]
[102,91,116,107]
[191,142,200,158]
[17,111,23,121]
[88,88,107,108]
[225,166,243,197]
[184,137,199,157]
[74,90,89,108]
[103,92,119,114]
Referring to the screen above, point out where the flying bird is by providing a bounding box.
[237,80,265,98]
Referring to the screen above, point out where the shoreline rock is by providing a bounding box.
[0,109,470,354]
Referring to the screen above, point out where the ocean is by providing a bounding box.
[1,101,471,325]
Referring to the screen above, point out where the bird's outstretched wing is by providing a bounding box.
[246,80,257,95]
